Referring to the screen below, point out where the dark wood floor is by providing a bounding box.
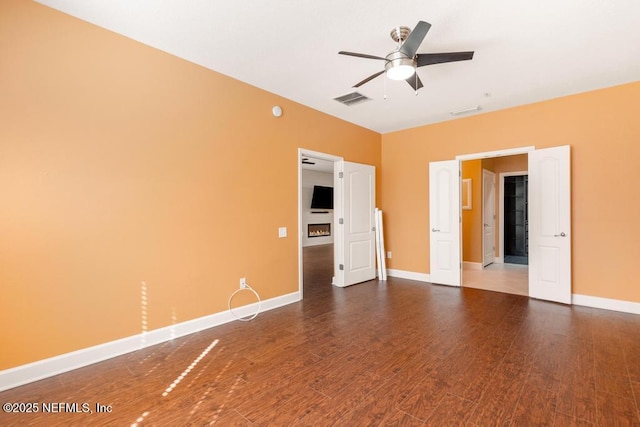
[2,244,640,425]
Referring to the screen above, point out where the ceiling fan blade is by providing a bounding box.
[399,21,431,58]
[353,70,385,88]
[416,51,474,67]
[339,51,388,61]
[405,74,424,91]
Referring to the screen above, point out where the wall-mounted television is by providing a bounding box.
[311,185,333,209]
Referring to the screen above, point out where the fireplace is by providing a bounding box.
[308,223,331,238]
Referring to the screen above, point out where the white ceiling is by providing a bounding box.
[36,0,640,134]
[302,157,334,174]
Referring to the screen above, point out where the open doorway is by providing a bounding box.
[300,154,335,297]
[431,145,571,303]
[298,149,377,297]
[461,154,529,296]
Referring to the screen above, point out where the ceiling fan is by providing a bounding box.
[339,21,474,91]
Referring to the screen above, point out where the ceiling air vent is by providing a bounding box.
[334,92,371,106]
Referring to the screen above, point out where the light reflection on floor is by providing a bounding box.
[140,281,148,347]
[162,339,219,397]
[131,410,149,427]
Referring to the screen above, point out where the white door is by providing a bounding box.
[333,161,376,287]
[483,169,496,267]
[429,160,461,286]
[528,146,571,304]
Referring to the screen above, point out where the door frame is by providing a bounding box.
[298,148,342,299]
[455,146,535,287]
[498,171,528,263]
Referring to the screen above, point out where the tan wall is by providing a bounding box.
[492,155,528,174]
[381,81,640,303]
[462,160,482,263]
[0,1,380,370]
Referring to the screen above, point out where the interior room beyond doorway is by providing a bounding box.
[300,153,335,296]
[461,154,529,296]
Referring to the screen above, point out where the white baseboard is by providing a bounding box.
[572,293,640,315]
[463,262,483,270]
[385,270,640,316]
[387,269,430,282]
[0,291,301,392]
[494,257,504,264]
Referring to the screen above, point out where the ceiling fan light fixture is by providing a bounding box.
[386,63,415,80]
[385,52,416,81]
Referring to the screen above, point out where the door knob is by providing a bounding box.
[432,228,440,232]
[554,232,567,237]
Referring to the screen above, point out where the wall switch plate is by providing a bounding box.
[278,227,287,238]
[387,251,392,259]
[239,277,247,289]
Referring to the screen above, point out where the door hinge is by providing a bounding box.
[339,218,344,224]
[339,172,344,179]
[372,226,376,231]
[339,264,344,271]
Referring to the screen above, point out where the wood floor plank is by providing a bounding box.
[511,383,558,426]
[555,339,598,424]
[553,412,595,426]
[380,409,426,426]
[465,351,530,425]
[396,373,450,421]
[423,392,478,425]
[624,343,640,384]
[556,374,598,425]
[595,392,640,426]
[334,375,412,425]
[594,346,636,400]
[526,333,572,393]
[448,352,501,401]
[633,381,640,419]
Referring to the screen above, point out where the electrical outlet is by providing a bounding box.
[387,251,392,259]
[239,277,247,289]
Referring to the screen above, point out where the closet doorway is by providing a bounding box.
[502,174,528,265]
